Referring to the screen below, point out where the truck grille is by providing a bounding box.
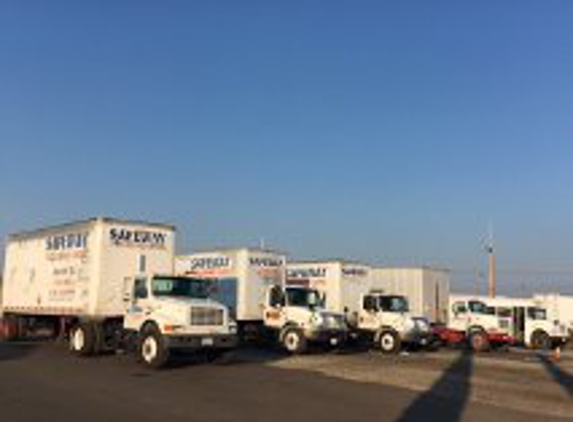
[190,307,224,326]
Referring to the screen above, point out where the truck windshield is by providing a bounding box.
[285,288,322,309]
[379,296,409,313]
[468,300,490,314]
[152,277,210,299]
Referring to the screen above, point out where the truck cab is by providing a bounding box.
[263,285,347,354]
[356,292,431,353]
[71,275,238,367]
[448,298,511,351]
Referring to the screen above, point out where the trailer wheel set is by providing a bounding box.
[530,330,553,351]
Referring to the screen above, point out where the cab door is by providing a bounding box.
[358,295,380,331]
[123,277,152,331]
[263,285,287,329]
[449,301,469,331]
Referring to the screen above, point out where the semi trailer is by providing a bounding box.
[0,218,237,367]
[176,249,347,353]
[286,261,432,353]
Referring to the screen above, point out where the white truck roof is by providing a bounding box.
[8,217,175,241]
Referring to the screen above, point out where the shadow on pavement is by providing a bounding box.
[164,345,290,369]
[538,354,573,398]
[395,350,474,422]
[0,341,39,362]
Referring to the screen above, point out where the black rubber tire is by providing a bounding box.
[1,315,21,341]
[281,327,307,354]
[531,330,552,350]
[70,322,96,356]
[469,331,490,352]
[138,325,170,369]
[205,349,234,364]
[378,330,401,354]
[91,322,106,355]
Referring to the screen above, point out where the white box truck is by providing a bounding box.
[370,267,450,324]
[286,261,432,353]
[176,249,347,354]
[0,218,237,367]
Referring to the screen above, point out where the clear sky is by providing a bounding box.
[1,1,573,295]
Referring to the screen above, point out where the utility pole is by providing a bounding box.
[486,223,496,298]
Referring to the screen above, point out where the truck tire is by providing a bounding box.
[469,331,490,352]
[531,330,552,350]
[378,330,401,354]
[70,322,96,356]
[91,322,106,355]
[138,325,170,368]
[1,315,21,341]
[282,327,307,354]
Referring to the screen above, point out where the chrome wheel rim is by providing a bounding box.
[285,332,299,352]
[142,336,158,363]
[71,328,85,351]
[381,334,395,351]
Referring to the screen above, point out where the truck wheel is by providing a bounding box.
[70,323,96,356]
[1,315,21,341]
[282,328,307,354]
[531,330,552,350]
[469,331,490,352]
[205,349,232,364]
[378,330,401,354]
[139,326,170,368]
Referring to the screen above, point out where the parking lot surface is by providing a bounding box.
[0,341,572,422]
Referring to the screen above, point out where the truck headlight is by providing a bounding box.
[414,318,430,332]
[310,314,325,327]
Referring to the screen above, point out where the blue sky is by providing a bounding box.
[1,1,573,294]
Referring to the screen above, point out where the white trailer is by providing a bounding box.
[1,218,237,367]
[286,260,371,316]
[370,267,450,324]
[176,249,347,353]
[286,261,432,353]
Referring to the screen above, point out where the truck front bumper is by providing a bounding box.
[486,332,516,345]
[164,333,238,350]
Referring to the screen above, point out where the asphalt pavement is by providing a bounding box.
[0,341,571,422]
